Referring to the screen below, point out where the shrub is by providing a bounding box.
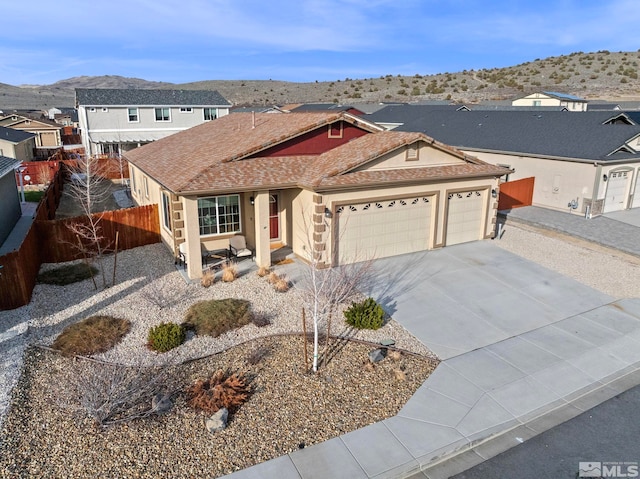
[186,370,250,414]
[53,359,176,426]
[344,297,385,330]
[183,298,252,337]
[201,269,215,288]
[256,265,270,277]
[221,261,238,282]
[37,263,99,286]
[147,322,186,353]
[273,275,290,293]
[52,315,131,357]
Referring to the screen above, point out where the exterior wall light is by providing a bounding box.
[603,174,608,182]
[324,207,332,218]
[491,188,498,198]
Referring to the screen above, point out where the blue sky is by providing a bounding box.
[2,0,639,86]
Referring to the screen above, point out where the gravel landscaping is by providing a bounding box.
[0,243,437,478]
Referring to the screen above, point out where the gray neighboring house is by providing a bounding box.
[76,89,232,156]
[0,127,36,162]
[367,107,640,214]
[0,156,21,246]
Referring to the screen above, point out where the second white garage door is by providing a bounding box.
[336,196,432,263]
[446,190,485,246]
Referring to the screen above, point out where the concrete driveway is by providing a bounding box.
[228,242,640,479]
[365,240,613,359]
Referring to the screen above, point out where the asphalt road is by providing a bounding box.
[452,384,640,479]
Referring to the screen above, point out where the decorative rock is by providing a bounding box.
[380,338,396,347]
[368,348,387,363]
[205,408,229,433]
[152,393,173,414]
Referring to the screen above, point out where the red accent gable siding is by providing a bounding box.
[250,122,369,158]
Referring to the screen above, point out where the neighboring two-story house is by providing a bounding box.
[0,126,36,162]
[511,91,588,111]
[76,89,231,156]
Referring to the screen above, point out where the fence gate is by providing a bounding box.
[498,177,535,210]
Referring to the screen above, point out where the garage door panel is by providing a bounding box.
[604,171,630,213]
[336,196,432,264]
[446,191,485,246]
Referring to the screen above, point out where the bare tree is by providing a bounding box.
[65,155,113,288]
[296,208,374,372]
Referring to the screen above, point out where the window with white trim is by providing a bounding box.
[155,107,171,122]
[179,107,193,113]
[198,195,241,236]
[128,108,139,122]
[161,191,172,231]
[143,176,149,198]
[203,108,217,121]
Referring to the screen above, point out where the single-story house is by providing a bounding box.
[511,91,588,111]
[367,107,640,215]
[0,127,36,162]
[0,156,21,246]
[0,114,62,148]
[125,112,510,279]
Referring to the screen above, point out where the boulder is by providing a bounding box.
[152,393,173,414]
[206,408,229,433]
[368,348,387,363]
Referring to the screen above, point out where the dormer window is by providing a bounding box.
[328,122,343,138]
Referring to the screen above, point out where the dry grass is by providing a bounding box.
[221,261,238,282]
[273,275,290,293]
[267,272,279,284]
[52,315,131,357]
[183,299,253,337]
[201,270,215,288]
[256,266,270,277]
[37,263,99,286]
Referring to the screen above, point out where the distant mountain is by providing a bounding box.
[2,50,640,111]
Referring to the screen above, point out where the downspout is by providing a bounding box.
[590,162,602,218]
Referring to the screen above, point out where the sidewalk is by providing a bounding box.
[499,206,640,258]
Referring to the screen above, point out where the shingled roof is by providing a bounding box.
[0,126,36,144]
[125,112,509,194]
[372,108,640,162]
[75,89,231,107]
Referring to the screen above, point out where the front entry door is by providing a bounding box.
[269,194,279,240]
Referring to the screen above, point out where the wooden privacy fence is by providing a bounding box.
[36,205,161,263]
[0,203,160,310]
[498,177,535,210]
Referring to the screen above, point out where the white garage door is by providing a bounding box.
[604,171,630,213]
[336,196,432,264]
[446,190,485,246]
[631,171,640,209]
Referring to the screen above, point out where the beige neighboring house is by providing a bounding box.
[0,126,36,162]
[125,112,510,279]
[511,91,588,111]
[76,89,231,156]
[0,114,62,148]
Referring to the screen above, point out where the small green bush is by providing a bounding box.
[183,298,252,337]
[344,297,385,330]
[37,263,99,286]
[147,322,186,353]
